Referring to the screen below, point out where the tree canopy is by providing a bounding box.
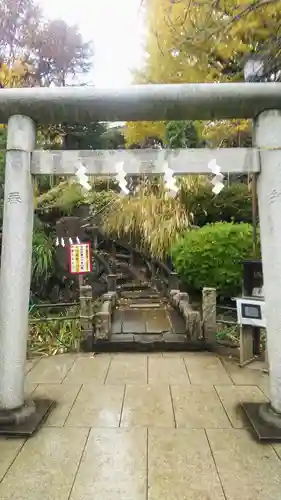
[126,0,281,146]
[0,0,92,86]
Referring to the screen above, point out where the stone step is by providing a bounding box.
[120,290,159,300]
[129,303,162,309]
[121,297,162,304]
[118,282,152,291]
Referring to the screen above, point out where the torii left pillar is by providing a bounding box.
[0,115,53,436]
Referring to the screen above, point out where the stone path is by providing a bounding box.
[1,352,281,499]
[110,286,186,346]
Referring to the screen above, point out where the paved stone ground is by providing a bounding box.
[1,352,281,499]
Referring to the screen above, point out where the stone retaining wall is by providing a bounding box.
[169,290,202,340]
[95,292,117,341]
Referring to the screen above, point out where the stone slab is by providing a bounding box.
[171,385,230,429]
[121,384,174,427]
[121,310,146,334]
[148,428,225,500]
[111,310,123,334]
[215,385,268,428]
[221,358,270,386]
[273,443,281,459]
[148,357,190,384]
[145,310,171,334]
[32,384,81,426]
[70,428,147,500]
[63,356,111,384]
[184,353,233,385]
[129,303,161,309]
[0,427,88,500]
[25,354,75,384]
[65,384,125,427]
[0,399,55,437]
[207,428,281,500]
[168,308,186,334]
[0,438,24,482]
[111,333,135,342]
[242,402,281,442]
[25,358,40,375]
[106,355,147,384]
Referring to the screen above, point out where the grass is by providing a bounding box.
[28,306,81,356]
[27,298,102,357]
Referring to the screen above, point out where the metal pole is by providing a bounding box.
[0,115,35,411]
[255,110,281,414]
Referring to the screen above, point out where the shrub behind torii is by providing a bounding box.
[171,222,258,298]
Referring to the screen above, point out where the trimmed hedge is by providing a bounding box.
[171,222,258,298]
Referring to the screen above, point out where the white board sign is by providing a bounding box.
[235,297,266,328]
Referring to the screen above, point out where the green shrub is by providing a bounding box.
[171,222,258,298]
[181,183,253,226]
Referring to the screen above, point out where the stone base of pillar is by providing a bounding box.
[241,402,281,442]
[0,399,54,437]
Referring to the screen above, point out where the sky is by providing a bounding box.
[38,0,146,87]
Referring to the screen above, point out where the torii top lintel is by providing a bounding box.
[0,83,281,124]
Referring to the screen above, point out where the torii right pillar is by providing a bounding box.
[242,109,281,440]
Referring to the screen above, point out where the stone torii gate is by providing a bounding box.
[0,83,281,439]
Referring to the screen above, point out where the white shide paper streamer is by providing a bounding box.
[115,161,130,195]
[208,159,225,195]
[76,164,91,191]
[163,161,179,197]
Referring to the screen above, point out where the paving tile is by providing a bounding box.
[222,358,269,386]
[0,438,25,482]
[162,352,183,357]
[184,353,233,385]
[121,384,174,427]
[32,383,81,426]
[0,428,89,500]
[215,385,268,428]
[273,444,281,460]
[148,356,190,384]
[257,376,271,398]
[207,428,281,500]
[25,354,74,383]
[24,379,38,396]
[63,356,111,384]
[65,384,124,427]
[171,385,230,429]
[25,357,40,375]
[148,428,225,500]
[145,309,171,333]
[106,355,147,384]
[70,428,147,500]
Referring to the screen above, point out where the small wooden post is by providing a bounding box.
[79,284,93,350]
[107,274,117,292]
[111,241,117,273]
[239,325,255,367]
[202,287,217,345]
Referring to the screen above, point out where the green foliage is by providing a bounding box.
[171,222,258,297]
[28,308,81,356]
[36,180,118,214]
[63,122,108,150]
[32,220,55,292]
[165,121,203,148]
[181,183,253,226]
[101,127,125,149]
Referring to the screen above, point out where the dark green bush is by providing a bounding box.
[181,183,253,226]
[171,222,258,298]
